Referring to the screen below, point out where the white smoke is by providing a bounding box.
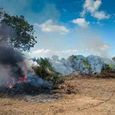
[0,65,16,87]
[31,49,78,58]
[31,29,110,58]
[74,29,110,57]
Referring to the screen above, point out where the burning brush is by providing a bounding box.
[0,45,27,88]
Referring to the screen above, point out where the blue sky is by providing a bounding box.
[0,0,115,58]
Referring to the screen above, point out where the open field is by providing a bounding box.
[0,78,115,115]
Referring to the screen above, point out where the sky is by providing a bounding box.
[0,0,115,58]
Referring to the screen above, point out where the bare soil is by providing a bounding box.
[0,77,115,115]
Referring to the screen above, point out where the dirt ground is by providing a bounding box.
[0,78,115,115]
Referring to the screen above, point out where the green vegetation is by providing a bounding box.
[0,9,37,51]
[68,55,91,69]
[68,55,78,61]
[82,59,91,69]
[33,58,63,86]
[101,64,112,73]
[109,64,115,70]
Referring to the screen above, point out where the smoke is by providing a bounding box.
[0,22,26,87]
[83,37,109,57]
[0,46,24,64]
[73,29,110,57]
[0,23,14,45]
[0,65,15,87]
[31,30,109,58]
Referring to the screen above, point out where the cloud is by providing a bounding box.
[72,18,89,28]
[35,19,69,34]
[93,11,110,20]
[31,49,78,58]
[83,0,102,13]
[81,0,110,20]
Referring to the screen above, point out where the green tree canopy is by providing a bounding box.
[0,9,37,51]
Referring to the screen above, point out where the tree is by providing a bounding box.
[0,9,37,51]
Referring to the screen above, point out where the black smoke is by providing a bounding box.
[0,22,26,86]
[0,46,24,65]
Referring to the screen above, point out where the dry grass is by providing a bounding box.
[0,77,115,115]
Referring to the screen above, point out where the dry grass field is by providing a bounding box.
[0,77,115,115]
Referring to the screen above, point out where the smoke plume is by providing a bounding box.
[74,29,110,57]
[0,22,26,87]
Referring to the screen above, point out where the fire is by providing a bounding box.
[6,62,28,88]
[17,75,27,83]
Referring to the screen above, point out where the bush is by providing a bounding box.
[102,64,112,73]
[98,64,115,78]
[32,58,63,86]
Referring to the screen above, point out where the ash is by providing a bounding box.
[0,73,60,103]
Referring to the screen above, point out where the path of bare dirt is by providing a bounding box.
[0,78,115,115]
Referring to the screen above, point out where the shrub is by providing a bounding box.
[82,59,91,69]
[32,58,63,86]
[101,64,112,73]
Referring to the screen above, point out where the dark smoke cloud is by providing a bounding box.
[0,46,24,65]
[0,22,26,87]
[0,23,24,65]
